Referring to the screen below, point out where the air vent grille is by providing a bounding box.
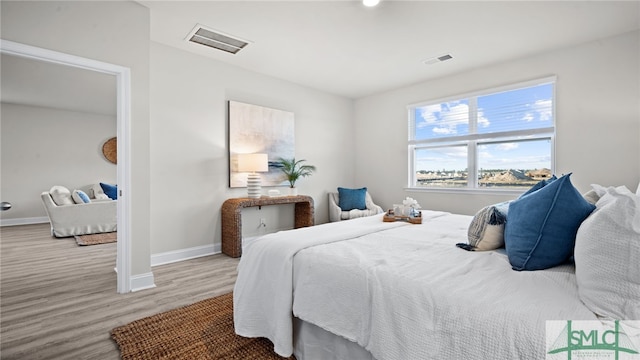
[424,53,454,65]
[187,25,249,54]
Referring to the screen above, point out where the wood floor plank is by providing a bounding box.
[1,223,239,360]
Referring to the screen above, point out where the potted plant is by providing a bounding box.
[276,157,316,195]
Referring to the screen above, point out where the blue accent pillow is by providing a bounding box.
[338,187,367,211]
[100,182,118,200]
[504,174,596,271]
[77,190,91,203]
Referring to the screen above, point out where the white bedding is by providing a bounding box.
[233,213,410,355]
[234,211,598,359]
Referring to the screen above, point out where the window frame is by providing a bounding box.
[407,76,556,194]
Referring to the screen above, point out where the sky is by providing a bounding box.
[414,83,553,172]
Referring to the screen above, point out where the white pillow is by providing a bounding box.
[49,186,74,206]
[582,189,600,205]
[636,181,640,196]
[91,183,105,198]
[574,185,640,320]
[93,193,110,201]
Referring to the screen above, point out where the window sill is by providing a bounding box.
[404,187,525,196]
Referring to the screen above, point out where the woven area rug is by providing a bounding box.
[111,292,294,360]
[74,232,117,246]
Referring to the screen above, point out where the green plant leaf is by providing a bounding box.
[276,157,316,187]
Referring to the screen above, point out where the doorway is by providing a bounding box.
[0,39,132,293]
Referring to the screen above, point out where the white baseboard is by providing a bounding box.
[150,243,221,267]
[0,217,49,227]
[130,272,156,292]
[131,244,222,293]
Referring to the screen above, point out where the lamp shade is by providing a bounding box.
[237,153,268,172]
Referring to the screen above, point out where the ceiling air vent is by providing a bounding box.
[186,24,249,55]
[423,53,453,65]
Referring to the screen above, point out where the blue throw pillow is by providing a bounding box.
[77,190,91,203]
[100,182,118,200]
[504,173,595,271]
[338,187,367,211]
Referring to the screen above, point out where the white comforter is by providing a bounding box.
[234,211,598,359]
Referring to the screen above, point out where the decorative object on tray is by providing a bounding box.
[384,197,422,224]
[383,210,422,224]
[276,157,316,196]
[102,137,117,164]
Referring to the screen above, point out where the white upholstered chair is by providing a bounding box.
[328,189,384,222]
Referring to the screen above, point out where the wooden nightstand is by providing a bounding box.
[221,195,314,257]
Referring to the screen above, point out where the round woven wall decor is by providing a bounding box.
[102,137,117,164]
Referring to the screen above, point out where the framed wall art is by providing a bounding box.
[228,101,295,188]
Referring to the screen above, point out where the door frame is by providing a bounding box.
[0,39,132,293]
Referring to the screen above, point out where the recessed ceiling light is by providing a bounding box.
[363,0,380,7]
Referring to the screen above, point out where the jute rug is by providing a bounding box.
[111,292,294,360]
[74,232,117,246]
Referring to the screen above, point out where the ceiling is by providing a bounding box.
[1,1,638,116]
[1,53,116,115]
[140,0,640,99]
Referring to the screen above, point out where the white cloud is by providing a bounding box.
[418,102,473,135]
[534,99,552,122]
[417,104,441,128]
[522,99,552,122]
[433,126,455,134]
[478,150,492,158]
[479,154,550,169]
[496,143,519,151]
[478,110,490,128]
[416,146,468,170]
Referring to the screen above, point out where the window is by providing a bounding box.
[408,77,555,191]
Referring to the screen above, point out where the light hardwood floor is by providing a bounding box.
[0,223,240,359]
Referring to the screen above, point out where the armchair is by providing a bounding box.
[328,188,383,222]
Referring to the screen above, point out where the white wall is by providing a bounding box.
[1,0,152,276]
[354,30,640,215]
[149,42,354,255]
[0,103,116,221]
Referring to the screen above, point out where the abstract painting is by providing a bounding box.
[228,101,295,188]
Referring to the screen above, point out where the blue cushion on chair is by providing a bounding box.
[338,187,367,211]
[504,173,595,271]
[100,182,118,200]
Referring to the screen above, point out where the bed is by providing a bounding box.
[233,179,639,360]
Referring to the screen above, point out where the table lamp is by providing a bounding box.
[237,153,268,198]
